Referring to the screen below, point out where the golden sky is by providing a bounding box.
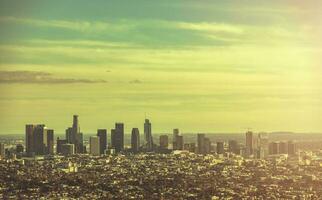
[0,0,321,134]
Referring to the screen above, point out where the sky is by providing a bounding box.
[0,0,321,134]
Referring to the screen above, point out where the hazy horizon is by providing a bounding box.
[1,0,322,134]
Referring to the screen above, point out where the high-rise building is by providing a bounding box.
[97,129,107,155]
[131,128,140,153]
[110,129,116,149]
[269,142,279,155]
[26,124,51,155]
[176,135,184,150]
[114,123,124,153]
[159,135,169,149]
[144,119,153,151]
[228,140,240,155]
[61,144,75,156]
[245,131,254,156]
[47,129,54,154]
[90,136,100,156]
[258,132,269,158]
[204,137,211,154]
[0,143,5,159]
[66,115,84,154]
[197,134,205,154]
[216,142,224,154]
[57,138,67,154]
[173,128,179,150]
[279,141,288,154]
[288,140,296,155]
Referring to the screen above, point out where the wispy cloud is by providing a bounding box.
[0,70,107,84]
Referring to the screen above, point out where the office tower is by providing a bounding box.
[110,129,116,149]
[216,142,224,154]
[0,143,4,159]
[279,141,288,154]
[173,128,179,150]
[204,138,211,154]
[97,129,107,155]
[269,142,279,155]
[66,115,84,154]
[288,140,296,155]
[61,144,75,156]
[258,132,269,158]
[228,140,240,155]
[197,134,205,154]
[16,144,24,154]
[159,135,169,149]
[245,131,254,156]
[90,136,100,156]
[57,138,67,154]
[189,143,196,153]
[176,135,184,150]
[131,128,140,153]
[115,123,124,153]
[32,124,47,155]
[47,129,54,154]
[26,124,36,155]
[144,119,153,151]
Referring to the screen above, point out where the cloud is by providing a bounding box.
[129,79,143,84]
[0,70,106,84]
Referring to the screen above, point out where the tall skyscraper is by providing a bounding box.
[173,128,179,150]
[288,140,296,155]
[66,115,84,154]
[176,135,184,150]
[269,142,279,155]
[110,128,116,149]
[47,129,54,154]
[159,135,169,149]
[204,137,211,154]
[144,119,153,151]
[114,123,124,153]
[0,143,5,159]
[279,141,288,154]
[57,138,67,154]
[228,140,240,155]
[90,136,100,156]
[216,142,224,154]
[245,131,254,156]
[258,132,269,158]
[61,144,75,156]
[197,134,205,154]
[25,124,36,155]
[26,124,52,155]
[97,129,107,155]
[131,128,140,153]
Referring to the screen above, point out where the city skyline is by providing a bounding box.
[0,0,322,134]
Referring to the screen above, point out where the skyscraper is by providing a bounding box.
[176,135,184,150]
[173,128,179,150]
[197,134,205,154]
[66,115,84,154]
[144,119,153,151]
[269,142,279,155]
[97,129,107,155]
[57,137,67,154]
[47,129,54,154]
[216,142,224,154]
[25,124,36,155]
[114,123,124,153]
[110,128,116,149]
[204,137,211,154]
[288,140,296,155]
[33,124,47,155]
[228,140,240,155]
[245,131,254,156]
[159,135,169,149]
[279,141,288,154]
[258,132,269,158]
[90,136,100,156]
[131,128,140,153]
